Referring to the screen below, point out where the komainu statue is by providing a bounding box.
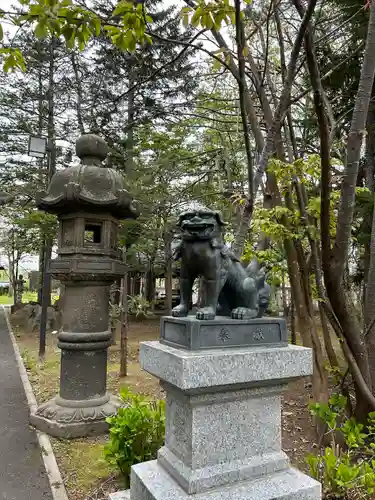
[172,208,271,320]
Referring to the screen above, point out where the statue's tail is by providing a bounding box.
[246,258,266,289]
[246,258,260,277]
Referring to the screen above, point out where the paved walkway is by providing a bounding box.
[0,309,53,500]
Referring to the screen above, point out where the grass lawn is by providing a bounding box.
[0,291,58,305]
[12,316,162,500]
[0,291,37,304]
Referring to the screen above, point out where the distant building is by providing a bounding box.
[0,266,9,294]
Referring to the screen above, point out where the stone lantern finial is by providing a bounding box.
[36,133,139,219]
[75,134,109,164]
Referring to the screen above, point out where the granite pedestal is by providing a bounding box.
[128,317,321,500]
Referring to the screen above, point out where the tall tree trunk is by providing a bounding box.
[145,267,155,304]
[110,282,118,346]
[319,303,339,370]
[267,171,328,404]
[126,68,135,175]
[294,0,375,416]
[334,6,375,412]
[363,80,375,302]
[119,248,128,377]
[163,230,173,316]
[71,52,85,135]
[7,252,13,298]
[231,0,254,259]
[281,270,288,318]
[290,295,297,345]
[334,3,375,284]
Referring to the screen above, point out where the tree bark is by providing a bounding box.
[363,82,375,311]
[294,0,374,415]
[290,295,297,345]
[231,0,254,259]
[71,52,85,135]
[319,303,339,370]
[126,67,135,175]
[145,268,155,304]
[334,2,375,283]
[119,248,128,378]
[163,230,173,316]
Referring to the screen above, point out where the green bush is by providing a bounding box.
[307,393,375,499]
[127,295,153,318]
[104,388,165,487]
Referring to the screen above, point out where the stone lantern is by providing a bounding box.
[30,134,139,438]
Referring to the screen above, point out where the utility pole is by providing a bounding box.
[39,36,56,360]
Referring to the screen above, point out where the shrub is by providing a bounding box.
[104,388,165,487]
[307,393,375,499]
[127,295,153,318]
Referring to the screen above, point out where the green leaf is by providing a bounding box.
[182,13,189,27]
[213,11,225,30]
[0,24,3,42]
[3,55,14,73]
[212,57,223,71]
[191,7,202,27]
[92,18,101,36]
[201,12,209,28]
[113,1,132,16]
[206,13,214,29]
[66,27,77,48]
[35,22,47,38]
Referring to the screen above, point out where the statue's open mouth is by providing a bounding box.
[182,222,215,236]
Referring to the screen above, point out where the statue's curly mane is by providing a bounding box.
[174,236,240,265]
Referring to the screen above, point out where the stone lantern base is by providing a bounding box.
[30,393,121,439]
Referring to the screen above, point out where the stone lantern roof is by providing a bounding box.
[37,134,139,218]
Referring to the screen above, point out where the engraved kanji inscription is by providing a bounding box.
[253,328,265,341]
[219,327,230,342]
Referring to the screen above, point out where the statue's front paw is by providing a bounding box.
[231,307,257,320]
[196,307,216,320]
[172,304,189,317]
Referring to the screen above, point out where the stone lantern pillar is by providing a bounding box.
[30,134,139,438]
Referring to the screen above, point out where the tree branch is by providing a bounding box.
[333,0,375,282]
[292,0,332,277]
[253,0,319,196]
